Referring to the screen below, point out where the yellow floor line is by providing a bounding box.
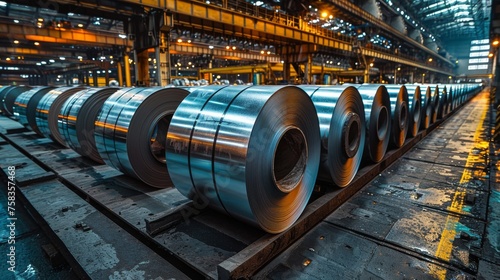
[430,91,489,279]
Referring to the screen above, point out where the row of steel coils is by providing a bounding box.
[0,83,481,233]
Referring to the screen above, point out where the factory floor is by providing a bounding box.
[0,88,498,280]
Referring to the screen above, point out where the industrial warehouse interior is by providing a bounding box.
[0,0,499,279]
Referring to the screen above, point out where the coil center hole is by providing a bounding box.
[377,106,389,141]
[342,112,361,158]
[150,113,173,164]
[273,127,307,193]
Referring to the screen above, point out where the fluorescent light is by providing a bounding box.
[60,57,65,60]
[118,34,127,39]
[0,2,7,7]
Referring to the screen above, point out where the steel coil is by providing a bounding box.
[13,86,56,134]
[95,87,189,188]
[36,86,87,145]
[419,85,432,130]
[356,84,391,163]
[58,87,120,163]
[299,85,365,187]
[1,86,31,116]
[166,85,321,233]
[384,85,409,147]
[429,85,440,124]
[0,86,13,114]
[403,85,422,137]
[436,85,447,119]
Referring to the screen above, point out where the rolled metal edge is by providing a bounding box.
[95,87,190,188]
[404,85,422,137]
[58,87,120,163]
[14,86,56,133]
[35,86,87,145]
[357,84,392,163]
[299,85,365,187]
[1,86,31,116]
[384,84,409,148]
[436,85,447,119]
[214,85,320,233]
[0,86,13,114]
[419,85,432,130]
[429,84,440,124]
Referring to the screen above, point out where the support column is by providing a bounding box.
[155,31,171,86]
[364,67,370,83]
[430,73,435,84]
[124,52,132,87]
[306,53,312,84]
[136,49,149,86]
[92,70,98,87]
[117,61,123,87]
[104,64,110,86]
[283,60,290,84]
[409,71,414,83]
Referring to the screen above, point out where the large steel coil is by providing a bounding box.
[353,84,391,163]
[166,85,321,233]
[384,85,409,147]
[419,85,432,130]
[36,86,86,145]
[299,85,365,187]
[13,86,56,134]
[1,86,31,116]
[59,87,120,163]
[429,85,440,124]
[0,86,13,114]
[95,87,189,188]
[403,85,422,137]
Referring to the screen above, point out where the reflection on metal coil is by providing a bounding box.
[36,86,87,145]
[429,85,440,124]
[95,87,189,188]
[403,85,421,138]
[299,85,365,187]
[384,85,409,147]
[59,87,119,163]
[1,86,31,116]
[14,86,56,135]
[357,84,391,163]
[166,85,320,233]
[436,85,447,119]
[419,85,432,130]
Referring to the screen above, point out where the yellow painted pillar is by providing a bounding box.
[117,61,123,87]
[124,53,132,87]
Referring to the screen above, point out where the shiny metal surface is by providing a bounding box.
[36,86,87,145]
[447,85,455,113]
[0,86,13,114]
[59,87,119,163]
[384,85,409,148]
[356,84,391,163]
[299,85,365,187]
[436,85,448,119]
[419,85,432,130]
[13,86,55,134]
[95,87,189,188]
[167,85,320,233]
[428,85,440,124]
[404,85,422,138]
[1,86,31,116]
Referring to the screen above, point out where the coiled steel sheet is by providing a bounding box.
[356,84,391,163]
[1,86,31,116]
[59,87,119,163]
[95,87,189,188]
[0,86,13,114]
[436,85,448,120]
[166,85,321,233]
[384,85,409,147]
[36,86,86,145]
[299,85,365,187]
[429,85,440,124]
[13,86,56,135]
[404,85,422,137]
[419,85,432,130]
